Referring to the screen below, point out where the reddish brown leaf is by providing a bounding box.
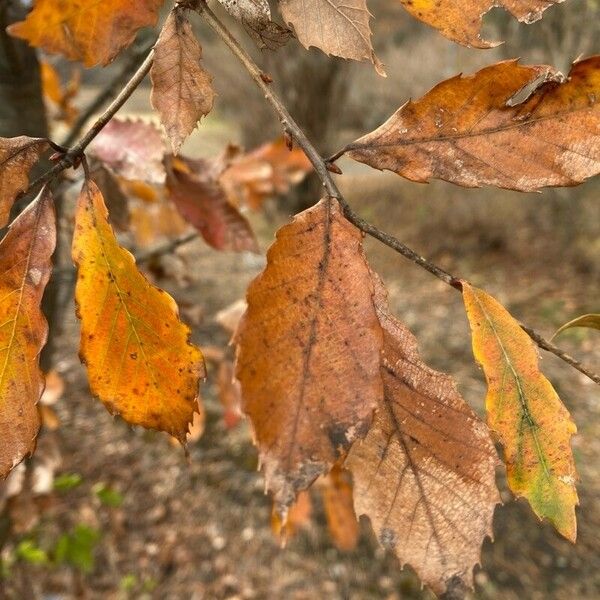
[235,198,383,512]
[8,0,164,67]
[151,10,215,154]
[89,119,166,185]
[346,278,499,595]
[343,57,600,192]
[0,188,56,477]
[0,137,48,227]
[220,138,312,210]
[165,155,259,253]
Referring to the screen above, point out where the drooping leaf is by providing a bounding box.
[165,154,259,253]
[554,313,600,337]
[399,0,563,48]
[151,10,215,154]
[234,198,383,512]
[218,0,292,50]
[321,465,359,552]
[0,188,55,478]
[0,137,49,228]
[89,119,166,185]
[346,277,498,594]
[342,57,600,192]
[279,0,384,74]
[72,180,205,442]
[220,137,312,210]
[462,282,578,541]
[271,490,313,543]
[8,0,164,67]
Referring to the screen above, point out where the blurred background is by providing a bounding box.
[0,0,599,598]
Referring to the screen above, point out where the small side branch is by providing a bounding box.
[197,2,600,386]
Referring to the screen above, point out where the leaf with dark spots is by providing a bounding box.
[234,198,383,513]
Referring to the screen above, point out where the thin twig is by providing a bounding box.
[62,38,155,148]
[197,2,600,386]
[28,49,155,193]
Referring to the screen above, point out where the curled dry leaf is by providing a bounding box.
[235,198,383,513]
[90,119,166,185]
[346,277,498,595]
[72,180,205,442]
[554,313,600,337]
[151,10,215,154]
[343,57,600,192]
[279,0,384,74]
[321,465,359,552]
[165,155,259,253]
[218,0,292,50]
[462,282,578,541]
[0,137,49,227]
[8,0,163,67]
[0,188,55,478]
[399,0,563,48]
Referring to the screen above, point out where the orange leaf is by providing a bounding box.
[400,0,562,47]
[235,198,383,513]
[346,278,498,594]
[0,137,48,228]
[0,188,55,477]
[217,360,242,429]
[165,155,259,253]
[271,490,312,544]
[8,0,164,67]
[462,282,578,541]
[40,61,80,125]
[321,465,359,552]
[344,57,600,192]
[151,10,215,154]
[72,180,205,442]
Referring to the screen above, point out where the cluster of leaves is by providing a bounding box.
[1,0,599,596]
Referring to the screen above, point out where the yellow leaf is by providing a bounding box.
[462,282,578,541]
[0,188,55,477]
[9,0,164,67]
[72,180,205,442]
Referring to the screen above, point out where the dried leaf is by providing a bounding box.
[215,299,247,334]
[235,198,383,512]
[346,278,498,594]
[90,119,166,185]
[462,282,578,541]
[40,370,65,406]
[218,0,292,50]
[321,465,359,551]
[41,61,80,125]
[0,137,49,228]
[279,0,384,74]
[554,313,600,337]
[220,138,312,210]
[151,10,215,154]
[0,188,55,478]
[271,490,312,543]
[90,165,131,231]
[217,360,243,429]
[72,180,205,442]
[165,155,259,253]
[8,0,164,67]
[343,57,600,192]
[399,0,563,48]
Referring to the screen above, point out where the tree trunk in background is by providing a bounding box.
[0,2,59,372]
